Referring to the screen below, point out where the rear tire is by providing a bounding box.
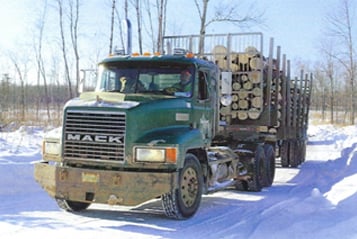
[263,144,276,187]
[289,140,300,168]
[280,140,289,167]
[300,139,307,163]
[247,145,266,192]
[162,154,203,219]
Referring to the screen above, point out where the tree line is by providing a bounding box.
[0,73,72,126]
[310,0,356,125]
[0,0,355,126]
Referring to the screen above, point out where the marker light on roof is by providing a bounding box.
[186,52,194,58]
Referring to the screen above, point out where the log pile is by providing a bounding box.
[214,45,265,121]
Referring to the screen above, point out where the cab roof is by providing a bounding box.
[99,54,217,69]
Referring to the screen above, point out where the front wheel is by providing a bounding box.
[162,154,203,219]
[56,199,91,212]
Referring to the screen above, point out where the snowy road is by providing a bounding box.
[1,124,357,239]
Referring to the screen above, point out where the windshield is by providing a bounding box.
[95,62,195,97]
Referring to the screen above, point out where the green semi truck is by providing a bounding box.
[34,32,311,219]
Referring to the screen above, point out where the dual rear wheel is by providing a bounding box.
[236,144,276,192]
[281,139,306,168]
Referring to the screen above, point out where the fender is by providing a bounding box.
[135,126,206,167]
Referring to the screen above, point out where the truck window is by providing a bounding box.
[99,69,117,91]
[95,62,194,97]
[198,71,209,100]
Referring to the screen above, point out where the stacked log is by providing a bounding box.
[216,45,265,121]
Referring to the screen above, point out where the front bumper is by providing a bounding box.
[34,162,177,206]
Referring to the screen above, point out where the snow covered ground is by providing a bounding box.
[1,122,357,239]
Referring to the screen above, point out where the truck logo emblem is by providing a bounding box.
[66,134,123,144]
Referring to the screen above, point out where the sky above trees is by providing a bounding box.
[0,0,350,63]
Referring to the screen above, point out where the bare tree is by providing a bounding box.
[326,61,336,124]
[325,0,356,124]
[69,0,80,95]
[131,0,143,54]
[194,0,264,55]
[0,74,11,122]
[124,0,129,19]
[156,0,167,53]
[34,0,51,121]
[9,55,29,122]
[109,0,116,54]
[142,0,168,53]
[111,0,131,53]
[143,0,155,52]
[318,39,339,124]
[311,67,326,118]
[57,0,73,99]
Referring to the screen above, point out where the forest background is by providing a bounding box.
[0,0,356,127]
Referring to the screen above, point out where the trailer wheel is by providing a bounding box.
[280,140,290,167]
[263,144,275,187]
[300,140,307,163]
[289,140,300,168]
[56,199,91,212]
[247,145,265,192]
[162,154,203,219]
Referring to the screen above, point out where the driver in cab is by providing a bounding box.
[170,70,192,97]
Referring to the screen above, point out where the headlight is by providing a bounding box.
[42,140,61,161]
[135,147,177,163]
[43,141,60,155]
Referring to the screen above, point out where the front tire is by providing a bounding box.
[162,154,203,219]
[56,199,91,212]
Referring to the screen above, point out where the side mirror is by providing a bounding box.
[220,72,232,106]
[78,69,96,93]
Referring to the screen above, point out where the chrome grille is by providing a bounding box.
[63,110,126,162]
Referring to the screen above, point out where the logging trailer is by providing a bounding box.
[34,31,312,219]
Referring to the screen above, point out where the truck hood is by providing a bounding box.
[64,91,174,109]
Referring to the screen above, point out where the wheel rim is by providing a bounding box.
[181,167,198,208]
